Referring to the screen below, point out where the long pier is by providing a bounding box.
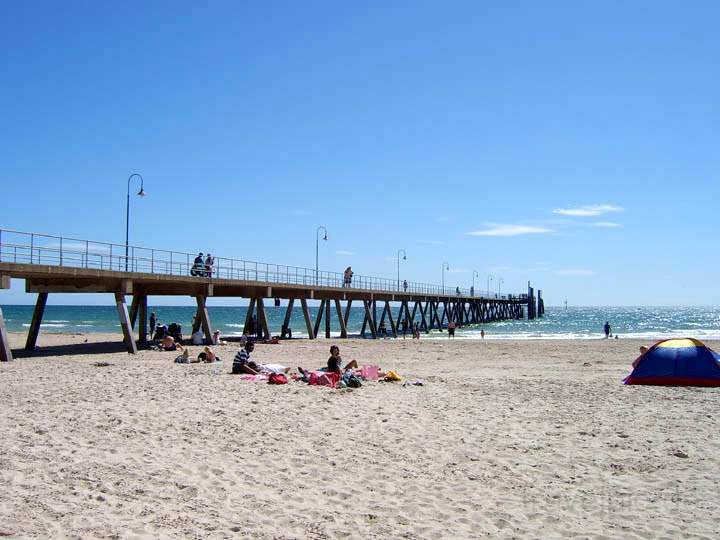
[0,229,544,360]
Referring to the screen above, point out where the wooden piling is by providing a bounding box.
[257,298,270,339]
[335,299,347,338]
[0,306,12,362]
[115,292,137,354]
[25,292,48,351]
[195,295,214,343]
[300,298,315,339]
[281,298,295,338]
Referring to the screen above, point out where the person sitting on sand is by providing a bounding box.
[162,334,183,352]
[297,345,358,380]
[327,345,358,372]
[231,341,289,375]
[198,346,220,363]
[232,341,260,374]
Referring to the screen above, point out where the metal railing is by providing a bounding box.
[0,228,524,299]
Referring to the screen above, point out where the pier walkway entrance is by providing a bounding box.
[0,229,543,359]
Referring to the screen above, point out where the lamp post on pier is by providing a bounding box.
[397,249,407,291]
[497,277,504,298]
[125,173,146,271]
[487,274,493,298]
[471,270,479,296]
[441,262,450,294]
[315,225,328,285]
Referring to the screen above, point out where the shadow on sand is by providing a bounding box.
[12,340,139,358]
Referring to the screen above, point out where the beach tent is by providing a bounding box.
[624,338,720,387]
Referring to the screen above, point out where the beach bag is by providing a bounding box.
[309,371,340,388]
[343,372,362,388]
[384,370,402,382]
[268,373,288,385]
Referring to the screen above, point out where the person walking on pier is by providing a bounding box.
[403,280,408,292]
[456,286,461,296]
[343,267,353,287]
[604,321,611,338]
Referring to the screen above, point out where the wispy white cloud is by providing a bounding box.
[555,268,596,277]
[467,224,554,237]
[591,221,622,228]
[335,250,356,256]
[552,204,623,217]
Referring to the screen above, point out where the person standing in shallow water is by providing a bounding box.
[604,321,611,338]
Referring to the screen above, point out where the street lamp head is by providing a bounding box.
[402,254,407,261]
[323,233,328,241]
[137,187,146,197]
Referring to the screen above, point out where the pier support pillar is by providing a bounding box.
[138,295,148,343]
[243,298,256,336]
[281,298,295,338]
[129,295,140,329]
[195,295,213,343]
[257,298,270,340]
[343,300,353,328]
[0,307,12,362]
[335,299,347,338]
[24,292,48,351]
[325,298,331,338]
[300,298,314,339]
[385,301,397,338]
[115,292,137,354]
[313,299,326,338]
[362,300,377,339]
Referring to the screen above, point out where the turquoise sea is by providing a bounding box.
[2,305,720,340]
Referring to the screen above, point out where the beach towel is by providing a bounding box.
[236,374,269,382]
[309,371,340,388]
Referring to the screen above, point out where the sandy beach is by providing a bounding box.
[1,332,719,539]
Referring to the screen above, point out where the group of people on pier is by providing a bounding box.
[191,252,215,277]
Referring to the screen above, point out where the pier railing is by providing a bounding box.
[0,228,524,300]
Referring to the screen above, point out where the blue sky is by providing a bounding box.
[1,1,719,306]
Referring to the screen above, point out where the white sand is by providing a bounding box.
[1,332,719,539]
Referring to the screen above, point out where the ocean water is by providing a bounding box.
[2,305,720,340]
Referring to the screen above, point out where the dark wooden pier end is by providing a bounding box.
[0,229,544,359]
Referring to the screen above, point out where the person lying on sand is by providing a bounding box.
[197,346,220,363]
[162,335,183,352]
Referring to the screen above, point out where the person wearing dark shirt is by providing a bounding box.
[149,312,156,338]
[327,345,358,373]
[232,341,259,374]
[604,321,611,338]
